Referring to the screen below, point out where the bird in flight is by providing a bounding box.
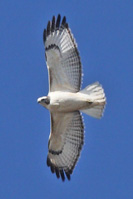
[37,14,106,181]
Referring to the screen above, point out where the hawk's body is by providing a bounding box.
[37,15,106,181]
[38,91,93,112]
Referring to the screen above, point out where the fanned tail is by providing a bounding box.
[80,82,106,119]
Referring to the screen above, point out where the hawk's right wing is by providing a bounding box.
[44,15,82,92]
[47,111,84,181]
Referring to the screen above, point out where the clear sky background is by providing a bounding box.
[0,0,133,199]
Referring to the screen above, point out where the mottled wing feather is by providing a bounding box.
[44,14,82,92]
[47,111,84,181]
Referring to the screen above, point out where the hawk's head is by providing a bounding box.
[37,96,50,108]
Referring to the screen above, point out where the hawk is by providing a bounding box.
[37,14,106,181]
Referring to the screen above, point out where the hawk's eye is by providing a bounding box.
[44,97,50,105]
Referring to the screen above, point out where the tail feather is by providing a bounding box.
[80,82,106,119]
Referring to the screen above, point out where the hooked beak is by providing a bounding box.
[37,96,50,105]
[37,97,42,103]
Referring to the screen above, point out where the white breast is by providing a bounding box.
[48,91,88,113]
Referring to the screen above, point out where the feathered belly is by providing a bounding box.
[48,91,89,112]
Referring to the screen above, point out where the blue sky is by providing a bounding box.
[0,0,133,198]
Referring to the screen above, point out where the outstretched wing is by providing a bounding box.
[47,111,84,181]
[44,14,82,92]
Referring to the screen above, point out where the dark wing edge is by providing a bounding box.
[43,14,68,43]
[47,111,84,182]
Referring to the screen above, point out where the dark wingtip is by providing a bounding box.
[61,16,66,26]
[51,16,55,32]
[56,14,61,28]
[47,21,51,36]
[60,170,65,182]
[47,156,50,167]
[47,156,72,181]
[55,168,60,179]
[50,165,55,173]
[44,14,68,43]
[65,171,71,180]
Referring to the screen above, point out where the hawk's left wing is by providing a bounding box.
[47,111,84,181]
[44,15,82,92]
